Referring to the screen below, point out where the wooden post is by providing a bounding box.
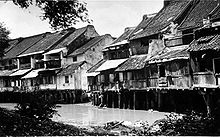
[146,91,149,110]
[106,91,109,107]
[112,91,115,108]
[123,91,126,109]
[118,92,121,109]
[158,90,161,111]
[133,91,136,110]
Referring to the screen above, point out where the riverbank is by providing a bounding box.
[0,106,160,136]
[1,103,219,136]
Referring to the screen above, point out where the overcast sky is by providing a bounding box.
[0,0,163,39]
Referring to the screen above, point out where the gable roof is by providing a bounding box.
[115,54,148,72]
[104,28,134,49]
[129,15,154,39]
[57,61,85,76]
[209,3,220,21]
[179,0,219,30]
[19,29,72,57]
[87,59,106,73]
[131,0,192,40]
[69,34,110,56]
[53,25,98,51]
[5,39,21,53]
[52,27,87,50]
[3,33,47,59]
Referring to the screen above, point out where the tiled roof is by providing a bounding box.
[189,34,220,51]
[3,33,46,59]
[149,46,189,63]
[129,16,154,39]
[131,0,191,39]
[112,28,134,44]
[104,28,134,49]
[179,0,219,30]
[53,27,87,50]
[5,39,21,53]
[57,61,85,76]
[69,35,109,56]
[20,30,72,56]
[87,59,106,73]
[115,55,148,71]
[210,4,220,21]
[0,70,16,77]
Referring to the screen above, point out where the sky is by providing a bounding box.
[0,0,163,39]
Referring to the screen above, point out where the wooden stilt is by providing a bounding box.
[112,91,115,108]
[123,92,126,109]
[158,90,161,111]
[118,92,121,109]
[146,91,149,110]
[133,91,136,110]
[106,91,109,107]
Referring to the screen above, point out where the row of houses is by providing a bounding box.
[0,25,114,92]
[87,0,220,114]
[1,0,220,114]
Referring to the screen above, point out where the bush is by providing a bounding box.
[15,92,58,121]
[146,111,218,136]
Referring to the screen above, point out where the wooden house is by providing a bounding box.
[57,34,114,90]
[189,26,220,88]
[0,33,48,91]
[128,0,195,90]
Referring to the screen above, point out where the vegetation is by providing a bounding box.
[146,112,219,136]
[0,22,10,58]
[15,91,58,121]
[11,0,91,30]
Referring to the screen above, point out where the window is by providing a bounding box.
[159,65,166,77]
[72,56,77,62]
[45,76,53,84]
[65,76,69,83]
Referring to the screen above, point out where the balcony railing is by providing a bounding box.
[34,60,61,69]
[35,61,44,69]
[45,60,61,69]
[20,63,31,69]
[193,72,216,87]
[5,64,18,70]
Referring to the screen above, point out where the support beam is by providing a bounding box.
[118,92,121,109]
[133,91,136,110]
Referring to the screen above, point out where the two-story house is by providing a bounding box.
[57,34,114,90]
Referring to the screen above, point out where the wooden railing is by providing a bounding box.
[193,72,216,87]
[35,61,44,69]
[148,77,159,87]
[20,63,31,69]
[3,64,18,70]
[123,80,147,89]
[45,60,61,69]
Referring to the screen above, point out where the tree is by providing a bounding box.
[0,23,10,58]
[12,0,91,30]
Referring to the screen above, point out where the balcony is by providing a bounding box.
[35,61,44,69]
[123,80,147,90]
[193,72,217,88]
[45,60,61,69]
[20,63,31,69]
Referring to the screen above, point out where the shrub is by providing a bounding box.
[15,92,58,121]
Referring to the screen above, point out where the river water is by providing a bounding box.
[0,103,167,127]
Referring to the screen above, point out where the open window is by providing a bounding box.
[159,65,166,77]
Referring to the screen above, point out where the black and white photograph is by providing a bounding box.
[0,0,220,136]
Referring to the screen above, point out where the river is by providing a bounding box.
[0,103,167,127]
